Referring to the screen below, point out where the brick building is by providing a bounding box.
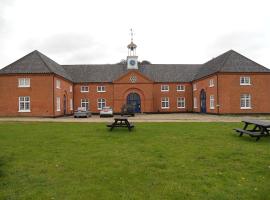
[0,39,270,117]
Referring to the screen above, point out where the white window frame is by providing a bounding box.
[97,86,106,93]
[240,76,251,85]
[81,99,89,110]
[161,85,169,92]
[56,80,61,89]
[210,95,215,109]
[70,99,73,111]
[18,96,30,112]
[209,79,214,87]
[97,98,106,110]
[193,83,197,91]
[69,86,73,93]
[177,97,185,108]
[56,97,61,111]
[177,85,185,92]
[18,78,30,88]
[161,97,169,109]
[81,86,89,93]
[240,94,251,109]
[194,97,197,108]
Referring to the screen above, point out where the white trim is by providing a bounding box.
[193,97,198,108]
[18,110,31,112]
[210,95,215,109]
[176,85,185,92]
[161,97,169,109]
[18,78,30,88]
[56,97,61,112]
[56,80,61,89]
[161,85,169,92]
[177,97,185,108]
[193,83,197,91]
[209,79,214,87]
[70,99,73,111]
[240,94,251,109]
[240,76,251,86]
[97,86,106,93]
[81,86,89,93]
[97,98,106,110]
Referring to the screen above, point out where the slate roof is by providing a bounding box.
[1,49,269,83]
[62,64,202,83]
[0,50,72,81]
[195,50,270,80]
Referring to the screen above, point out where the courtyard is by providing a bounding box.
[0,122,270,199]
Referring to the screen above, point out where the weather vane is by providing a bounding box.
[130,28,134,42]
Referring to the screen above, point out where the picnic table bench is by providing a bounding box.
[234,119,270,141]
[107,117,134,132]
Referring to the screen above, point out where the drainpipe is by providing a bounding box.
[52,75,55,117]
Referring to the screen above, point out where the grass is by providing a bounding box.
[0,122,270,200]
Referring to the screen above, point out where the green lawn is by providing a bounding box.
[0,122,270,200]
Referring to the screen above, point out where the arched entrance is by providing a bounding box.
[126,93,141,113]
[200,89,206,113]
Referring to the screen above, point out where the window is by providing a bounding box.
[210,95,215,109]
[18,78,30,87]
[81,86,89,92]
[70,99,73,111]
[161,85,169,92]
[56,97,60,111]
[161,97,169,109]
[209,79,214,87]
[177,85,185,91]
[241,94,251,109]
[81,99,89,110]
[177,97,185,108]
[97,86,106,92]
[193,83,197,91]
[97,98,106,110]
[69,86,72,92]
[194,97,197,108]
[56,80,61,89]
[240,77,251,85]
[18,96,30,112]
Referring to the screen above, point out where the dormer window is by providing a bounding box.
[240,77,251,85]
[18,78,30,87]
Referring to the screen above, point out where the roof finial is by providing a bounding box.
[130,28,134,42]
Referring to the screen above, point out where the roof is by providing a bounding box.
[195,50,270,80]
[0,50,72,81]
[62,64,201,83]
[1,49,269,83]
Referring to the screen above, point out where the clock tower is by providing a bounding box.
[127,29,138,69]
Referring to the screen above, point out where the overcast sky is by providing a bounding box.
[0,0,269,68]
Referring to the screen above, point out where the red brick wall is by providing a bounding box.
[0,74,54,117]
[218,73,270,114]
[73,83,113,113]
[53,75,74,116]
[192,75,218,114]
[153,83,193,113]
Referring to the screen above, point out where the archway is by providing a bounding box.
[200,89,206,113]
[126,93,141,113]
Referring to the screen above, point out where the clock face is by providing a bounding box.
[129,59,136,66]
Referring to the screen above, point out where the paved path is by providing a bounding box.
[0,113,269,123]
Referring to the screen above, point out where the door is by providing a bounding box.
[200,89,206,113]
[63,95,67,115]
[126,93,141,113]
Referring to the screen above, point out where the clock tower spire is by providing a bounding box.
[127,29,138,69]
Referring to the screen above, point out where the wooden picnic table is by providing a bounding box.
[234,119,270,141]
[107,117,134,132]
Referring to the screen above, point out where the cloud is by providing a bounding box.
[209,31,268,54]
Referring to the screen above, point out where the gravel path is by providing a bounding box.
[0,113,270,122]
